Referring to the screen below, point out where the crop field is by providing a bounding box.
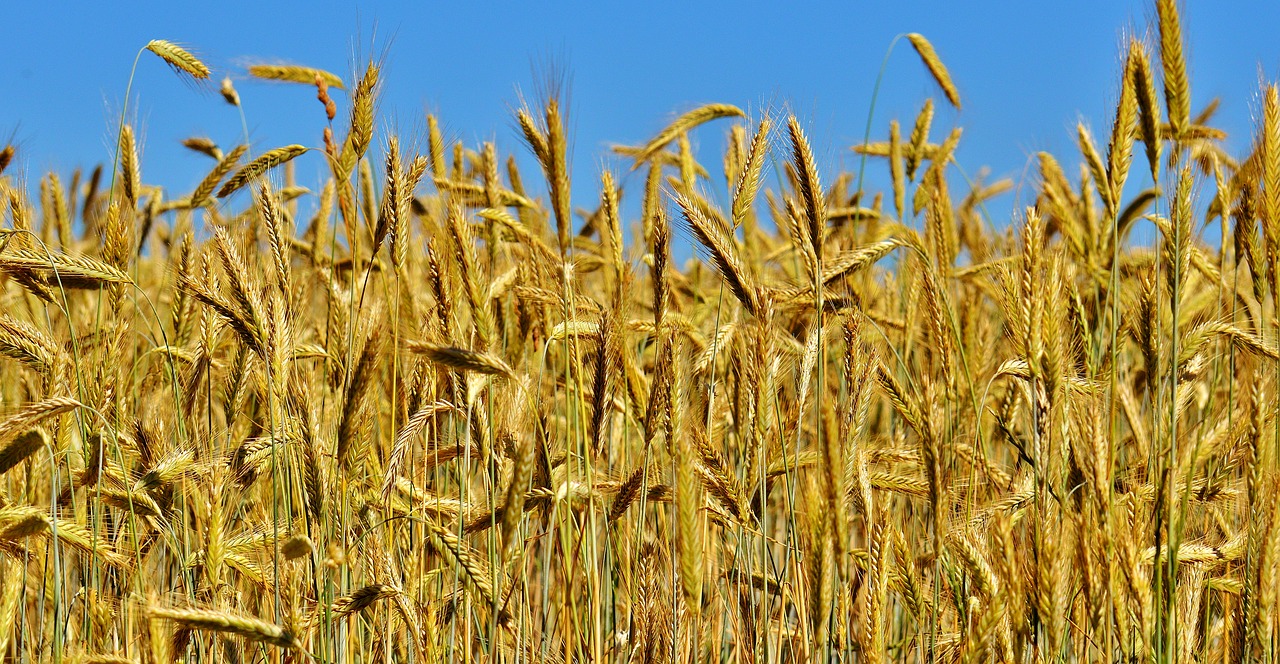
[0,0,1277,662]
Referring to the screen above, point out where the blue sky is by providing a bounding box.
[3,1,1279,241]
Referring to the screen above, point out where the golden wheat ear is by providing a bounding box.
[247,63,345,89]
[189,144,247,208]
[675,191,763,318]
[627,103,745,168]
[906,33,960,109]
[145,40,210,81]
[1155,0,1190,137]
[146,604,300,649]
[216,145,307,198]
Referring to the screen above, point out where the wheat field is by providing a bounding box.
[0,2,1277,662]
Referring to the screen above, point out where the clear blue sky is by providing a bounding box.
[3,1,1279,238]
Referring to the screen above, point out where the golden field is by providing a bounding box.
[0,1,1276,661]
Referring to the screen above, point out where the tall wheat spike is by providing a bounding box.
[145,40,210,80]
